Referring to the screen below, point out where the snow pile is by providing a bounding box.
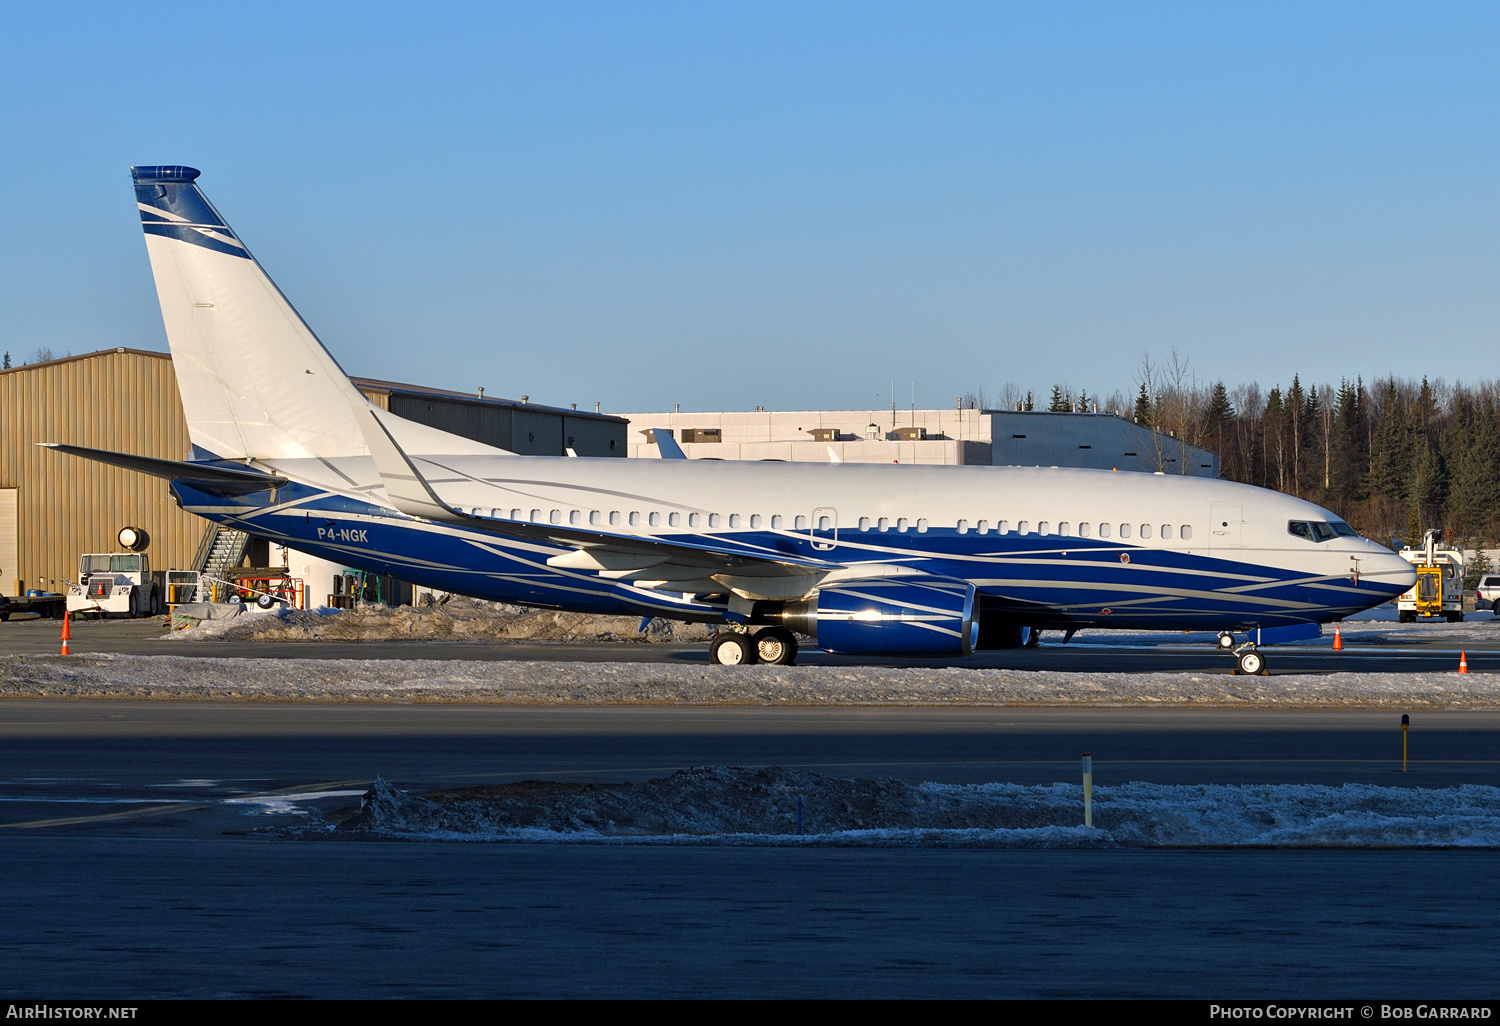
[170,596,717,644]
[4,653,1499,706]
[327,769,1500,847]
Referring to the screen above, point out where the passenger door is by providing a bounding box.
[810,507,838,551]
[1209,503,1244,552]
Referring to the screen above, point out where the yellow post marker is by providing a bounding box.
[1401,714,1409,773]
[1082,753,1093,828]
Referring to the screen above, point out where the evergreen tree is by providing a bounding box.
[1367,380,1411,502]
[1,352,9,370]
[1048,385,1070,412]
[1133,383,1152,424]
[1023,390,1034,412]
[1411,433,1446,532]
[1446,394,1500,542]
[1331,378,1364,509]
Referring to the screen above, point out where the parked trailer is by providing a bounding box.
[0,592,67,621]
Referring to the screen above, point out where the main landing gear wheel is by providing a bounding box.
[709,632,757,666]
[1235,649,1265,675]
[753,627,798,665]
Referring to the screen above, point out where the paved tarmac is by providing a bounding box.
[3,613,1499,998]
[0,702,1496,997]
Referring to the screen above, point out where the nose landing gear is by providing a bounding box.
[1219,632,1268,675]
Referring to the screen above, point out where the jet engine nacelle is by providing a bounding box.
[772,576,979,657]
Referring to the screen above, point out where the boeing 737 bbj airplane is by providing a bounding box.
[44,166,1415,671]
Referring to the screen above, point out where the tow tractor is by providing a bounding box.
[66,527,163,619]
[1397,530,1464,623]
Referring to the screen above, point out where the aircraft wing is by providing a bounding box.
[351,403,836,595]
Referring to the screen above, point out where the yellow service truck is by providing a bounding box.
[1397,530,1465,623]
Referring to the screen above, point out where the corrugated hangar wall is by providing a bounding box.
[0,349,201,595]
[0,350,629,595]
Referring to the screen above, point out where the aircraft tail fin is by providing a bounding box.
[131,165,511,461]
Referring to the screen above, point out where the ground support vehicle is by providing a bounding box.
[0,592,67,621]
[66,552,162,618]
[1397,531,1465,623]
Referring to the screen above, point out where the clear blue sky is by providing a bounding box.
[2,2,1497,413]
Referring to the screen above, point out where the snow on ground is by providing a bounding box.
[168,597,717,644]
[1,652,1496,706]
[282,769,1500,847]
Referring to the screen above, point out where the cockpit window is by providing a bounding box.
[1289,520,1352,543]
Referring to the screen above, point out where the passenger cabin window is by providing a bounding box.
[1059,522,1071,536]
[629,511,641,526]
[878,517,890,532]
[1099,523,1111,538]
[916,518,928,533]
[750,515,763,529]
[649,512,661,526]
[1119,523,1131,539]
[1160,524,1172,540]
[669,513,681,527]
[1037,521,1050,536]
[977,520,990,535]
[1017,521,1029,535]
[688,513,701,527]
[728,514,740,528]
[795,515,809,531]
[1139,524,1152,539]
[1180,525,1192,540]
[590,511,602,526]
[708,513,721,528]
[550,509,562,525]
[609,511,620,526]
[897,518,909,533]
[1078,522,1091,538]
[771,515,784,530]
[956,519,968,534]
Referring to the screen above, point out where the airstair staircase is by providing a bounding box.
[192,525,251,601]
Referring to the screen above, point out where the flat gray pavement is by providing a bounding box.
[0,702,1497,997]
[4,838,1496,998]
[7,613,1500,673]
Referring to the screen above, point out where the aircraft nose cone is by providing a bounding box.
[1378,551,1417,589]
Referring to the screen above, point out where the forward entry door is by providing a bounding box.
[810,508,838,551]
[1210,502,1244,551]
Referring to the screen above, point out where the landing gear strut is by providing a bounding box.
[1220,632,1268,675]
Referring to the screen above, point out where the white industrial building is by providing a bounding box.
[619,408,1218,476]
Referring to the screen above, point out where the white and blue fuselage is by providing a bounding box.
[45,165,1415,665]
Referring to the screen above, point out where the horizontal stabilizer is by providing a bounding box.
[38,443,288,492]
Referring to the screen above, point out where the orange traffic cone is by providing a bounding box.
[1459,650,1469,674]
[60,611,70,656]
[1332,625,1343,652]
